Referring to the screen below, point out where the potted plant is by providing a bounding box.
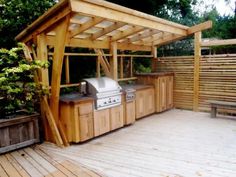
[0,43,48,154]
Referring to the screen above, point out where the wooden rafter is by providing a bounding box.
[15,1,70,43]
[91,22,126,40]
[46,35,152,51]
[123,29,159,43]
[134,32,167,45]
[111,26,144,42]
[69,17,104,38]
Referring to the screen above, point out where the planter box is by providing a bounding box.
[0,113,40,154]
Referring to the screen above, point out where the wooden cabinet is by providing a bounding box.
[110,105,124,130]
[146,88,155,115]
[124,101,136,125]
[59,99,94,143]
[137,74,174,113]
[135,87,155,119]
[156,76,173,112]
[157,76,167,112]
[94,109,110,137]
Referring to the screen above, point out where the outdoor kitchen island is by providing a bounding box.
[59,81,159,143]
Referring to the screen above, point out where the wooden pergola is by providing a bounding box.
[16,0,212,145]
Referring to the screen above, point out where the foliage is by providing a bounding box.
[0,0,56,49]
[0,43,49,117]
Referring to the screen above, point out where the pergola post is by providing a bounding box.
[119,56,124,79]
[193,32,202,111]
[151,46,157,72]
[37,33,50,140]
[110,42,118,80]
[37,33,49,85]
[65,56,70,84]
[96,56,101,78]
[50,16,70,122]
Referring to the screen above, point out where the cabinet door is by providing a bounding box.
[94,109,110,137]
[125,101,136,125]
[159,77,167,112]
[145,88,155,115]
[110,105,124,130]
[80,113,94,142]
[135,90,145,119]
[73,102,93,142]
[166,76,174,109]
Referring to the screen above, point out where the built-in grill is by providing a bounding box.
[83,77,122,110]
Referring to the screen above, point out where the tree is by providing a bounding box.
[0,0,56,49]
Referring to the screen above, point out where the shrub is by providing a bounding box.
[0,43,49,118]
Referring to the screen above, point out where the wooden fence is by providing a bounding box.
[156,54,236,112]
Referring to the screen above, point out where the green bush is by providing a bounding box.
[0,43,49,118]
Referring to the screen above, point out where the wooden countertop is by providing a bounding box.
[121,84,154,91]
[135,72,174,77]
[60,93,94,104]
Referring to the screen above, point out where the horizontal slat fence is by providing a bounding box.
[199,54,236,112]
[157,56,194,110]
[157,54,236,112]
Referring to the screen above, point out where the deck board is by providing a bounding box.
[1,109,236,177]
[0,147,105,177]
[40,109,236,177]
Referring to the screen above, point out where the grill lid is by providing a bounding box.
[84,77,121,94]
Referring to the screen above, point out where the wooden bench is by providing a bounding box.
[209,101,236,118]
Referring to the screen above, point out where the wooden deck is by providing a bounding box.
[0,146,104,177]
[1,109,236,177]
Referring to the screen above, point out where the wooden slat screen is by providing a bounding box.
[157,54,236,111]
[199,54,236,112]
[157,56,194,110]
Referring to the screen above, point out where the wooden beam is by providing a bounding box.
[16,1,71,43]
[153,21,212,46]
[95,49,111,77]
[42,97,64,147]
[193,32,201,112]
[49,52,153,57]
[37,33,49,86]
[130,57,133,77]
[46,35,152,51]
[65,56,70,84]
[118,77,137,82]
[22,44,64,146]
[70,17,104,38]
[110,42,118,80]
[50,16,70,123]
[117,42,152,51]
[201,38,236,47]
[187,21,212,35]
[71,0,188,35]
[151,46,157,72]
[36,33,51,141]
[119,56,124,79]
[91,22,126,40]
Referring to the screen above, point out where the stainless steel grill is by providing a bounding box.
[83,77,122,110]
